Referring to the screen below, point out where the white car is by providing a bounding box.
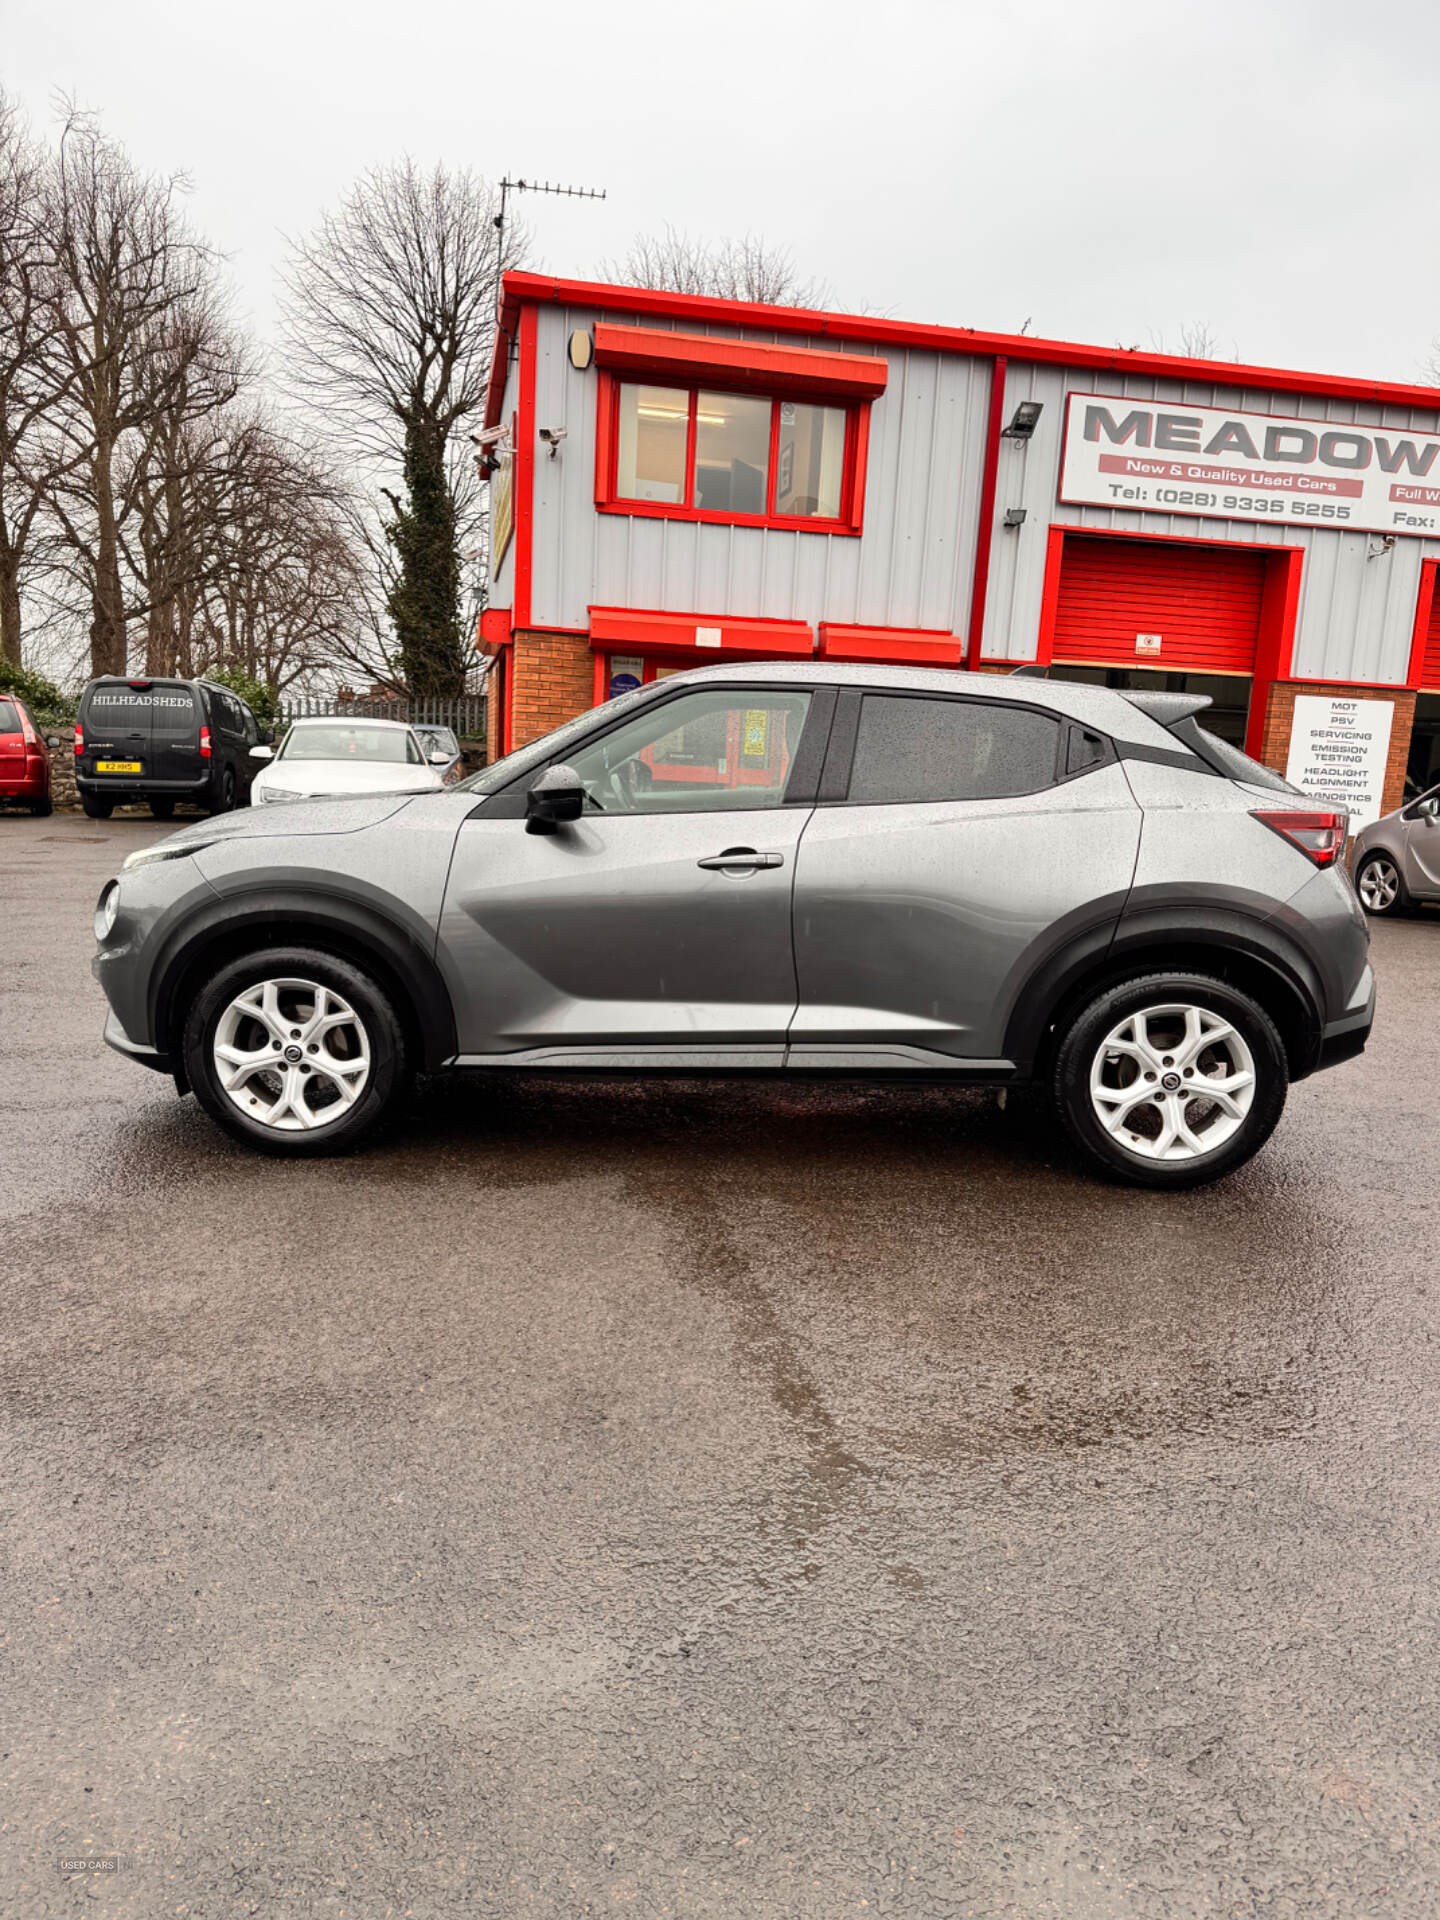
[249,717,450,806]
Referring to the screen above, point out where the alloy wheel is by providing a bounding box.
[1089,1002,1256,1163]
[212,977,371,1132]
[1357,856,1400,912]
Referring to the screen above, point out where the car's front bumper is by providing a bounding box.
[101,1005,174,1075]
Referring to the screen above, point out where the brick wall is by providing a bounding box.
[1255,680,1415,818]
[509,628,594,748]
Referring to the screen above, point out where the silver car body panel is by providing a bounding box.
[438,808,813,1055]
[790,761,1141,1062]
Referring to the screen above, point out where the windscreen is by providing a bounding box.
[280,724,421,765]
[456,681,656,795]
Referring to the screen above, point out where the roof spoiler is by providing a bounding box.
[1120,690,1212,726]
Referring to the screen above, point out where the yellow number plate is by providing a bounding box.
[96,760,141,773]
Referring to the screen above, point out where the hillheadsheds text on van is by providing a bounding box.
[74,676,265,819]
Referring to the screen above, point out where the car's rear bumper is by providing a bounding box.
[1315,965,1374,1073]
[77,773,214,795]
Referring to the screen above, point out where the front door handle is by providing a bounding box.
[697,847,784,873]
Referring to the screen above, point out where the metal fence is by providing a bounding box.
[278,695,488,738]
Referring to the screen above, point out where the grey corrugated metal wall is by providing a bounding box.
[527,305,994,636]
[979,362,1440,680]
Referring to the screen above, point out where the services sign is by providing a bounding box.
[1283,694,1393,831]
[1060,393,1440,538]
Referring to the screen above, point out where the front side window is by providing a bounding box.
[847,696,1062,805]
[612,381,853,527]
[563,688,812,814]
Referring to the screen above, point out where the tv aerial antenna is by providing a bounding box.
[495,177,607,280]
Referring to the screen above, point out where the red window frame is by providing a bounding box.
[594,371,870,536]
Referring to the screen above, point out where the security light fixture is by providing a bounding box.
[1003,507,1028,527]
[1002,401,1044,440]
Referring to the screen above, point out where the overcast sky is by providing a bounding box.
[6,0,1440,385]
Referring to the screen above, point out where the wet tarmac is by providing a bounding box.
[3,811,1439,1916]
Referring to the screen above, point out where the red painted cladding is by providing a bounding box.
[592,323,888,400]
[1051,537,1268,674]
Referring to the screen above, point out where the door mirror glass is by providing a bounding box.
[249,743,275,760]
[429,750,451,765]
[525,763,586,833]
[45,735,60,748]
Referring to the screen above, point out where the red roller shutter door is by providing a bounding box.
[1052,537,1267,674]
[1419,582,1440,690]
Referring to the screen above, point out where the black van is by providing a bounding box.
[74,677,271,819]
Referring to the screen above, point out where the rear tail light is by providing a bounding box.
[199,725,212,758]
[1251,808,1347,868]
[19,708,37,746]
[74,723,84,757]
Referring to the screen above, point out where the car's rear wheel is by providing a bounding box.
[1053,973,1289,1190]
[1355,851,1408,916]
[81,793,113,819]
[29,792,53,817]
[149,797,176,820]
[182,947,409,1156]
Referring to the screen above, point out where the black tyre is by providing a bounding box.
[182,946,409,1157]
[29,792,53,817]
[210,768,236,815]
[1355,851,1408,916]
[80,793,113,819]
[149,797,176,820]
[1053,972,1289,1190]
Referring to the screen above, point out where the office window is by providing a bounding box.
[608,380,861,530]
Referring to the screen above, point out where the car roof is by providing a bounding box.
[645,659,1180,748]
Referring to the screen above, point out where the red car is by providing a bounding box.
[0,694,54,816]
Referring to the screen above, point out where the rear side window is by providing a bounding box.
[846,695,1062,804]
[0,700,18,734]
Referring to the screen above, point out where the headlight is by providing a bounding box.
[121,839,215,873]
[94,881,120,941]
[261,785,301,804]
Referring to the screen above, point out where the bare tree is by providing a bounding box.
[0,93,71,666]
[41,107,213,677]
[193,418,366,692]
[601,228,829,308]
[279,159,524,697]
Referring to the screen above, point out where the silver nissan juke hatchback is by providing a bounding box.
[92,661,1373,1189]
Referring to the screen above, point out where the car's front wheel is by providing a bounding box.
[1053,973,1289,1190]
[1355,851,1408,916]
[182,947,409,1156]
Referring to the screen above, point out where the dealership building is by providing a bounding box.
[479,271,1440,826]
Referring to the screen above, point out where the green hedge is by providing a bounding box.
[0,662,75,732]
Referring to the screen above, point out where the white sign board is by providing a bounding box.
[1061,392,1440,538]
[1284,695,1393,830]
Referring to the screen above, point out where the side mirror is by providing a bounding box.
[429,750,451,765]
[249,743,275,760]
[259,728,276,746]
[45,735,60,748]
[525,763,585,834]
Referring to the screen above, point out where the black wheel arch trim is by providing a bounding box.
[1002,891,1330,1081]
[149,878,457,1071]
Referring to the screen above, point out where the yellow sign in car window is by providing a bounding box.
[742,710,769,757]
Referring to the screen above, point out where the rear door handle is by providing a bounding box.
[697,847,784,872]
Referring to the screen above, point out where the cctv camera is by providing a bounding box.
[538,427,568,444]
[471,425,508,448]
